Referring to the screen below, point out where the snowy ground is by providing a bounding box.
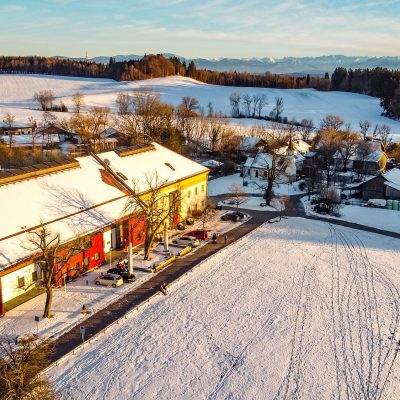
[46,217,400,399]
[0,211,241,338]
[218,196,276,211]
[209,173,307,197]
[1,74,400,137]
[302,197,400,234]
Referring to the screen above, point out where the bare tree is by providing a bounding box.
[242,94,253,117]
[207,116,232,153]
[319,114,344,131]
[116,93,131,115]
[378,124,392,148]
[226,183,248,209]
[0,334,55,400]
[69,106,109,152]
[180,96,200,115]
[355,141,372,179]
[338,130,361,171]
[271,97,284,121]
[33,90,55,111]
[255,94,268,117]
[255,126,290,204]
[4,113,15,148]
[195,199,216,230]
[113,112,140,145]
[124,172,175,260]
[24,225,82,318]
[130,88,174,141]
[206,101,214,117]
[314,129,341,185]
[359,120,371,141]
[299,118,314,142]
[229,92,241,118]
[71,92,84,114]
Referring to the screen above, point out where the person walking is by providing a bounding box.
[212,232,217,243]
[160,283,167,295]
[224,234,228,244]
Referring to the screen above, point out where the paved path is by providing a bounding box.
[50,208,276,362]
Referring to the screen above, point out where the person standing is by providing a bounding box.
[224,234,228,244]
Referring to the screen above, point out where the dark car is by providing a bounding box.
[186,229,209,241]
[107,268,135,283]
[221,213,240,222]
[233,211,245,220]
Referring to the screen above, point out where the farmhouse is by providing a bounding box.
[332,140,388,175]
[358,168,400,200]
[0,121,35,135]
[0,143,209,315]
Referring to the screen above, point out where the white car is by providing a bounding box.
[95,273,123,288]
[172,236,200,247]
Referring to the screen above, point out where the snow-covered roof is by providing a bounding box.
[243,157,254,168]
[303,151,317,158]
[293,139,311,152]
[33,124,70,135]
[0,121,34,129]
[251,153,272,169]
[240,136,263,150]
[201,160,223,168]
[100,127,118,138]
[333,149,385,163]
[0,143,208,270]
[383,168,400,191]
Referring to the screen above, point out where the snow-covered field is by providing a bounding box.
[302,197,400,234]
[1,74,400,137]
[47,218,400,399]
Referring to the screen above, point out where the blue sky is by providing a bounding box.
[1,0,399,58]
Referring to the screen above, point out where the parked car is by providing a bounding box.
[95,273,123,288]
[232,211,245,220]
[107,268,135,283]
[172,236,200,247]
[221,213,240,222]
[186,229,209,241]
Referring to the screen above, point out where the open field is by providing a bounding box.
[1,74,400,137]
[47,217,400,399]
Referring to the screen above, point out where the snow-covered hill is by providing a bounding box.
[1,74,400,136]
[47,218,400,399]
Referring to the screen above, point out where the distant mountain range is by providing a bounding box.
[54,54,400,75]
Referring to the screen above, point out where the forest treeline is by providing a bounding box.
[1,54,399,117]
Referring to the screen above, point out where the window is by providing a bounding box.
[17,276,25,288]
[187,190,191,198]
[195,187,198,195]
[201,184,205,193]
[94,252,100,261]
[84,257,90,267]
[32,271,38,282]
[255,170,259,178]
